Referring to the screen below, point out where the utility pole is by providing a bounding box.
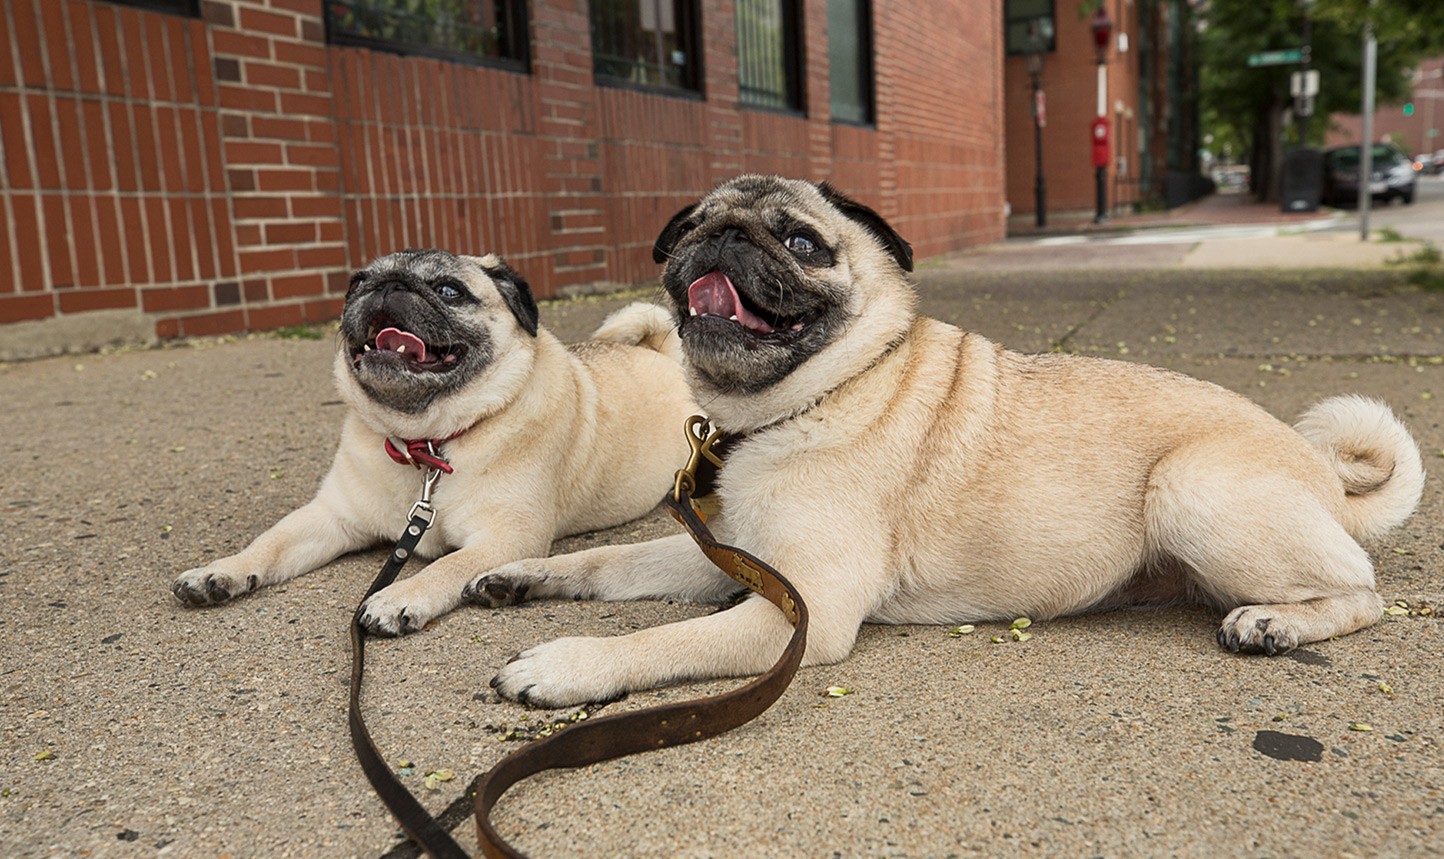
[1298,0,1314,145]
[1359,4,1376,240]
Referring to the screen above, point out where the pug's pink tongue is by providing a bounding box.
[375,327,428,362]
[686,271,773,334]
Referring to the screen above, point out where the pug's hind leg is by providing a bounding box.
[1147,458,1382,654]
[463,534,740,608]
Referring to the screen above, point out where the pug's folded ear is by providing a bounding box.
[653,204,699,264]
[480,257,540,337]
[816,182,914,273]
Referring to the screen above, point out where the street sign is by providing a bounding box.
[1290,69,1319,97]
[1248,49,1304,67]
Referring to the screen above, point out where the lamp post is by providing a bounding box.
[1026,19,1053,229]
[1090,6,1113,224]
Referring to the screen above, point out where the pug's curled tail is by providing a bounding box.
[590,302,683,363]
[1295,395,1425,543]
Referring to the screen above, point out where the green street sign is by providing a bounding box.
[1248,49,1304,67]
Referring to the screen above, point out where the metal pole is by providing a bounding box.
[1032,70,1047,228]
[1360,12,1376,240]
[1299,11,1313,145]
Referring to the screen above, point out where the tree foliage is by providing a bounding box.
[1199,0,1434,200]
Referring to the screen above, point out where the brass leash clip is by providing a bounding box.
[672,415,726,509]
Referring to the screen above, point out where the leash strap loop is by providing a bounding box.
[350,418,809,859]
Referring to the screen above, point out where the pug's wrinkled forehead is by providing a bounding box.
[361,248,497,281]
[690,177,835,236]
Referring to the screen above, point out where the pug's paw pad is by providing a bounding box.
[172,567,257,606]
[462,569,538,607]
[358,590,430,637]
[490,637,624,708]
[1217,606,1300,656]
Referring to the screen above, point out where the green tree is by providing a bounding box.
[1199,0,1432,201]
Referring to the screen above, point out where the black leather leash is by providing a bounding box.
[349,466,472,858]
[350,417,809,858]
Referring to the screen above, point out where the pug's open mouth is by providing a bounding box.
[351,316,468,374]
[684,271,818,338]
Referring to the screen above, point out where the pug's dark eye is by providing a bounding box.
[435,280,464,301]
[784,233,817,256]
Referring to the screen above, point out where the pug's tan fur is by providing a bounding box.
[477,177,1423,708]
[174,250,696,636]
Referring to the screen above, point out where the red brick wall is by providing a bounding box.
[0,0,239,334]
[1,0,1003,346]
[1003,0,1144,219]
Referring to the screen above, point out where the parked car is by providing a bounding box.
[1435,149,1444,173]
[1322,144,1417,206]
[1414,153,1437,175]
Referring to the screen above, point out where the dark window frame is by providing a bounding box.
[591,0,705,99]
[827,0,874,127]
[736,0,806,117]
[105,0,200,16]
[1004,0,1056,56]
[323,0,530,73]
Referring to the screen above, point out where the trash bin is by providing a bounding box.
[1280,147,1323,213]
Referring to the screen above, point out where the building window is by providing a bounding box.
[736,0,804,113]
[827,0,872,124]
[591,0,702,94]
[325,0,528,68]
[1004,0,1055,56]
[105,0,200,15]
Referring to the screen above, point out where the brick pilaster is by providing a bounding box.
[203,0,346,332]
[530,0,606,291]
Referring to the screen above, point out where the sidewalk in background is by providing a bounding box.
[1006,189,1342,238]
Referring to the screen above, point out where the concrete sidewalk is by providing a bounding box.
[1006,186,1344,238]
[2,243,1442,857]
[988,188,1437,272]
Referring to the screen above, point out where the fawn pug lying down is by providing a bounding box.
[174,249,697,635]
[471,175,1423,709]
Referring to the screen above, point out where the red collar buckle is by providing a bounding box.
[384,437,455,474]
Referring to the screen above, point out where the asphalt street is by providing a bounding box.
[1,223,1441,857]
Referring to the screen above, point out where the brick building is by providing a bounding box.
[0,0,1004,359]
[1002,0,1203,224]
[1326,56,1444,158]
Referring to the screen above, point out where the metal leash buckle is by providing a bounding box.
[407,465,443,527]
[672,415,725,504]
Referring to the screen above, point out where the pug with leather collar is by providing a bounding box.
[173,249,697,636]
[473,175,1423,709]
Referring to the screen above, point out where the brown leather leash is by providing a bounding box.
[350,416,809,857]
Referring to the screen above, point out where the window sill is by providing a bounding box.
[594,76,705,101]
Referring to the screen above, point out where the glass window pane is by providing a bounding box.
[592,0,699,92]
[827,0,871,124]
[737,0,800,111]
[326,0,525,65]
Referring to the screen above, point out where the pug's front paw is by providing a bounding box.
[357,586,435,637]
[172,566,258,606]
[490,637,627,708]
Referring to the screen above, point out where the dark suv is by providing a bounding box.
[1322,143,1417,207]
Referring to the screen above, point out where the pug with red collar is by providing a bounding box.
[173,249,696,636]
